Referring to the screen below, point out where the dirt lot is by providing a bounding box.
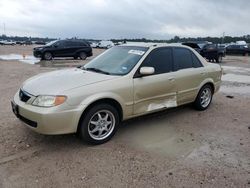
[0,45,249,188]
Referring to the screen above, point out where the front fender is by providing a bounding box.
[77,92,133,121]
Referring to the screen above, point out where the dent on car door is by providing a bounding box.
[133,47,177,115]
[173,48,206,105]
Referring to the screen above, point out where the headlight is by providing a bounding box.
[32,95,67,107]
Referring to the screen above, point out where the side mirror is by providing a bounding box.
[139,67,155,76]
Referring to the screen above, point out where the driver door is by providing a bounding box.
[133,47,177,115]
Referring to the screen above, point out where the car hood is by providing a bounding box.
[34,45,49,50]
[22,68,118,96]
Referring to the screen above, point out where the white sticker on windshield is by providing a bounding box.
[128,50,145,56]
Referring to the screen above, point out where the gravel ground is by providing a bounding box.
[0,46,249,188]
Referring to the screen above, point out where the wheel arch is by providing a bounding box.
[77,98,123,133]
[198,80,215,95]
[42,50,54,58]
[75,49,87,55]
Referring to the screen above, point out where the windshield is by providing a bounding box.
[45,40,58,46]
[83,46,148,75]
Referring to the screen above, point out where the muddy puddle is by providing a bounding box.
[222,74,250,84]
[221,65,250,96]
[222,66,250,75]
[0,54,40,64]
[220,84,250,96]
[0,54,86,68]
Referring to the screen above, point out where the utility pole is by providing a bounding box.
[221,32,225,44]
[3,23,6,36]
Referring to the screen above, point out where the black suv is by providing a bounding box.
[33,39,92,60]
[182,42,225,63]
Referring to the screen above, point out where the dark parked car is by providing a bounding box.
[226,45,250,56]
[35,41,46,45]
[183,42,225,63]
[33,40,92,60]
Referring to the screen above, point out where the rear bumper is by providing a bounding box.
[12,92,84,135]
[214,81,221,93]
[87,51,93,57]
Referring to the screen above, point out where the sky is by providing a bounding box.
[0,0,250,40]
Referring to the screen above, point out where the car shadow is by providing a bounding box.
[25,104,197,152]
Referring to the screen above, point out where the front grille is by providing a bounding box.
[19,89,31,102]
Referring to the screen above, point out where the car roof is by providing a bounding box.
[120,43,190,49]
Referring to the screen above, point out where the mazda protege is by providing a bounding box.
[11,44,222,144]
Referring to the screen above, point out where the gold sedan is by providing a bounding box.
[11,44,222,144]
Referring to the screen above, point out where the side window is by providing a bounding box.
[56,41,63,47]
[141,48,173,75]
[65,41,75,47]
[80,42,87,47]
[173,48,193,70]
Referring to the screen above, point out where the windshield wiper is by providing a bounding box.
[84,67,110,75]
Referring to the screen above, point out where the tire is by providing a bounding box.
[79,52,87,60]
[216,55,222,63]
[43,52,52,60]
[193,84,213,111]
[78,103,120,145]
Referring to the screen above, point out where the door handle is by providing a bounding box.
[200,72,206,75]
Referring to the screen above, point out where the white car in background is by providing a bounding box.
[0,40,16,45]
[90,42,98,48]
[98,40,114,49]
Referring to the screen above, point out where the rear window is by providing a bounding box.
[173,48,193,70]
[64,41,88,47]
[173,48,203,70]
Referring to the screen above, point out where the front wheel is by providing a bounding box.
[193,85,213,111]
[42,52,52,60]
[79,52,87,60]
[78,104,120,145]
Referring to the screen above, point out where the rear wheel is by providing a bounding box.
[78,103,119,145]
[79,52,87,60]
[43,52,52,60]
[193,84,213,111]
[216,55,222,63]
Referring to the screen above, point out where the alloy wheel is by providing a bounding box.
[88,110,115,140]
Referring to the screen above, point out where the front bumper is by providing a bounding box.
[33,50,42,58]
[12,91,83,135]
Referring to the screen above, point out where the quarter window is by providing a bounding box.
[192,53,202,68]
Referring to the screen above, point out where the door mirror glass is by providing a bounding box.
[140,67,155,76]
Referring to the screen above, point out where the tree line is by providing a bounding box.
[1,34,250,44]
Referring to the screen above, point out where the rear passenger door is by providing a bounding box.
[64,41,78,56]
[173,47,205,105]
[133,47,177,115]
